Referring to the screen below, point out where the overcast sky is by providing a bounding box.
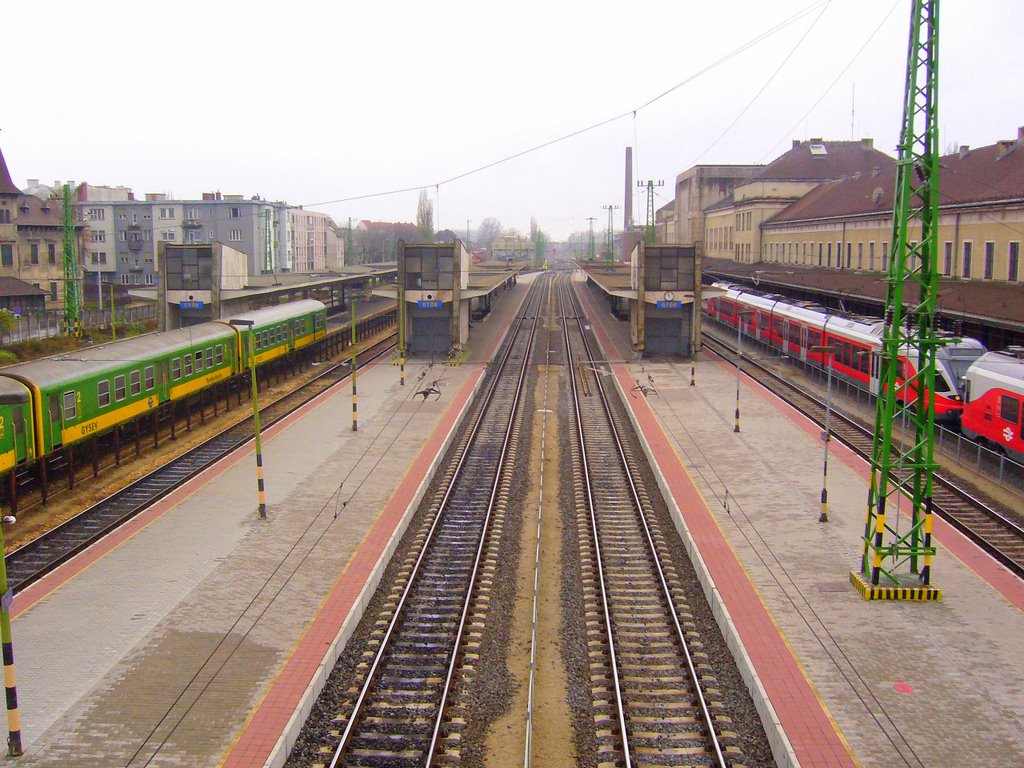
[2,0,1021,241]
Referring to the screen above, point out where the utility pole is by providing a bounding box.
[601,205,619,265]
[61,184,80,337]
[637,180,665,245]
[347,217,354,266]
[466,219,472,248]
[855,0,942,602]
[586,217,597,260]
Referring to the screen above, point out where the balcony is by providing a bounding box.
[183,219,202,229]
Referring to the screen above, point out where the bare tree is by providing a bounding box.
[416,190,434,241]
[476,217,502,251]
[530,216,538,242]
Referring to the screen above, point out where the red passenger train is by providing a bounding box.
[705,284,986,423]
[961,351,1024,460]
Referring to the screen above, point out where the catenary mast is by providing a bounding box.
[853,0,942,601]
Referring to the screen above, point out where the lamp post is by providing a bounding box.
[230,320,267,519]
[734,309,754,433]
[810,345,837,523]
[0,515,22,756]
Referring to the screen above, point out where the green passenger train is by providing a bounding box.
[0,299,326,475]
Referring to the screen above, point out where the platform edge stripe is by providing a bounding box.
[220,369,486,768]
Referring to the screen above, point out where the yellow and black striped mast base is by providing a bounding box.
[0,520,22,756]
[850,570,941,601]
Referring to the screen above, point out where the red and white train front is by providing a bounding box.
[961,351,1024,460]
[705,285,986,423]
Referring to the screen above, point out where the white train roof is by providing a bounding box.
[966,351,1024,395]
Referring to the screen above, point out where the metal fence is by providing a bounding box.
[706,315,1024,492]
[0,304,157,345]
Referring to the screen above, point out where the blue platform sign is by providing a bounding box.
[657,300,682,309]
[418,300,443,309]
[179,300,205,310]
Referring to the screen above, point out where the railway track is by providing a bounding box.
[320,282,542,767]
[6,333,397,593]
[702,329,1024,580]
[563,278,738,767]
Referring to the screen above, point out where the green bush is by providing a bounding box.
[0,350,17,367]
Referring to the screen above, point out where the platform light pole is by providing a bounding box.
[734,309,754,433]
[351,296,358,431]
[811,345,837,523]
[230,320,267,519]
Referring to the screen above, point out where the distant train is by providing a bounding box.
[961,350,1024,461]
[704,284,986,423]
[0,300,327,476]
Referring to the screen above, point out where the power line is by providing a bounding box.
[305,1,829,209]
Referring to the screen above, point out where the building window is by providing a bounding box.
[230,207,241,219]
[91,231,106,243]
[62,391,77,421]
[882,242,888,272]
[943,241,952,276]
[857,242,863,269]
[145,273,155,285]
[229,229,241,241]
[186,231,199,244]
[120,274,129,285]
[187,207,199,219]
[114,375,126,401]
[1009,242,1020,282]
[49,282,58,301]
[98,380,111,408]
[0,244,11,266]
[962,241,973,278]
[130,370,141,396]
[159,207,173,219]
[984,241,995,279]
[826,242,832,267]
[87,208,105,221]
[160,231,176,241]
[846,242,852,268]
[30,244,39,264]
[0,208,9,224]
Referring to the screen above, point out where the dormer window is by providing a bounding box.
[809,144,827,156]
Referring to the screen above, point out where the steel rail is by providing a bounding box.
[327,282,543,768]
[566,277,728,767]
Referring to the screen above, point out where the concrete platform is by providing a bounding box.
[7,275,534,767]
[574,271,1024,768]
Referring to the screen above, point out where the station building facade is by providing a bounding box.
[760,131,1024,284]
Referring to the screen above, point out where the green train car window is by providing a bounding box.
[205,348,213,369]
[130,371,141,396]
[98,380,111,408]
[215,345,224,365]
[144,366,155,390]
[62,391,77,421]
[171,358,181,380]
[184,355,193,376]
[114,375,126,402]
[194,351,203,372]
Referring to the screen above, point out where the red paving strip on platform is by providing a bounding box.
[221,369,483,768]
[574,277,857,768]
[709,355,1024,612]
[12,362,380,619]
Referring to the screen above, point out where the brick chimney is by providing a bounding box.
[792,139,801,150]
[860,137,874,150]
[958,145,970,158]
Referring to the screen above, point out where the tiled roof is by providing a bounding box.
[768,139,1024,224]
[704,194,735,213]
[0,145,20,196]
[14,195,64,227]
[0,277,47,297]
[757,139,893,182]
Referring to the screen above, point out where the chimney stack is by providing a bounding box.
[792,139,801,150]
[959,145,971,159]
[860,137,874,150]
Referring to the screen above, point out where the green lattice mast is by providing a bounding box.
[854,0,942,601]
[62,184,80,337]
